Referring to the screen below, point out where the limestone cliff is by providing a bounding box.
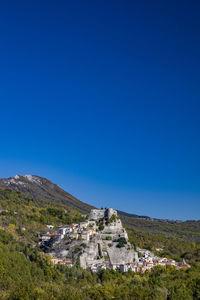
[42,208,136,271]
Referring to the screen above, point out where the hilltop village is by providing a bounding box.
[40,208,190,273]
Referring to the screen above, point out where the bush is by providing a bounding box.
[116,237,127,248]
[74,247,81,253]
[98,225,104,231]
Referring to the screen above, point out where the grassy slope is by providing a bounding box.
[0,189,85,243]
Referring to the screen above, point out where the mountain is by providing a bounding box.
[0,175,94,214]
[1,177,200,266]
[0,175,147,218]
[1,175,200,244]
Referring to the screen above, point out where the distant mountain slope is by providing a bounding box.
[121,214,200,243]
[0,175,94,214]
[117,210,150,219]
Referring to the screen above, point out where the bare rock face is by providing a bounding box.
[79,209,135,269]
[88,208,118,220]
[106,208,117,219]
[89,209,106,220]
[107,245,134,265]
[43,208,136,271]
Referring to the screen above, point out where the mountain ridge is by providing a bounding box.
[1,175,200,263]
[2,174,200,244]
[0,174,192,222]
[0,174,151,220]
[0,174,94,214]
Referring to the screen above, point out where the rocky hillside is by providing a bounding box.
[42,208,136,272]
[1,175,200,244]
[0,175,94,214]
[0,187,200,265]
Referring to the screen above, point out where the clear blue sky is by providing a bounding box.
[0,0,200,220]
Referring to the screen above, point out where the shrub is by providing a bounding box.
[74,247,81,253]
[116,237,127,248]
[98,225,104,231]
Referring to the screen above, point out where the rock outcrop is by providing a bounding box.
[88,208,118,221]
[80,209,135,269]
[42,208,136,271]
